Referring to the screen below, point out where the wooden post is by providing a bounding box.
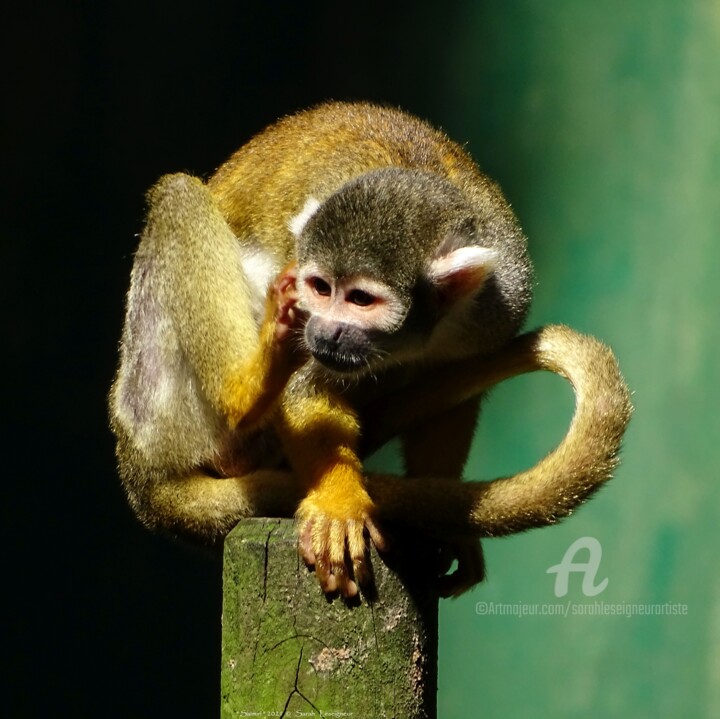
[221,518,438,718]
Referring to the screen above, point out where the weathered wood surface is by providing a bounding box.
[221,518,438,718]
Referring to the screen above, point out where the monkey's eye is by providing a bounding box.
[309,277,332,297]
[347,289,376,307]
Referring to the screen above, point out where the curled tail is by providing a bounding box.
[365,325,633,537]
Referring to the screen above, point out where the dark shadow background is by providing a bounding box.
[3,2,468,716]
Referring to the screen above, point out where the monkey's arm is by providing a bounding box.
[400,399,481,479]
[275,382,383,598]
[362,324,632,536]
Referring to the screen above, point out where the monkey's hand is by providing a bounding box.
[257,263,308,379]
[271,262,307,344]
[278,389,386,598]
[297,479,386,599]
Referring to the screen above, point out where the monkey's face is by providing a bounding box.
[296,263,417,374]
[290,168,499,375]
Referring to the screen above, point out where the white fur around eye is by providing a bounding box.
[288,196,321,237]
[341,277,407,330]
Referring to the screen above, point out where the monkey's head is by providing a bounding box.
[290,168,498,375]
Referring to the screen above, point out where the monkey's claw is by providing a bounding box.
[298,509,386,599]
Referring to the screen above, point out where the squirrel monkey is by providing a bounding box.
[109,102,632,598]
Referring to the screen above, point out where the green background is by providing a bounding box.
[421,1,718,716]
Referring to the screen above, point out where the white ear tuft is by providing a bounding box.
[427,246,498,303]
[288,197,321,237]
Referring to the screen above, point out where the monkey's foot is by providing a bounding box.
[297,497,386,599]
[436,538,486,598]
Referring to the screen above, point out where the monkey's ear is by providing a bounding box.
[288,197,322,237]
[426,245,498,304]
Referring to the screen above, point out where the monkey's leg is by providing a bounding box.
[401,398,480,478]
[110,174,305,538]
[120,174,298,433]
[136,467,302,542]
[400,398,487,597]
[275,386,384,598]
[112,174,304,447]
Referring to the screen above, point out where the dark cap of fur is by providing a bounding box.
[297,168,479,300]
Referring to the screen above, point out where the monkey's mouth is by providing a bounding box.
[305,320,375,375]
[310,348,367,374]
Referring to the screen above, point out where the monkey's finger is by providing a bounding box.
[349,554,369,594]
[328,520,358,598]
[313,526,336,594]
[328,519,346,565]
[345,520,371,591]
[277,260,299,280]
[365,517,389,553]
[338,559,358,600]
[298,520,317,567]
[316,557,337,594]
[346,519,367,561]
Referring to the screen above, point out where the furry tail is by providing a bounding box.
[365,325,633,537]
